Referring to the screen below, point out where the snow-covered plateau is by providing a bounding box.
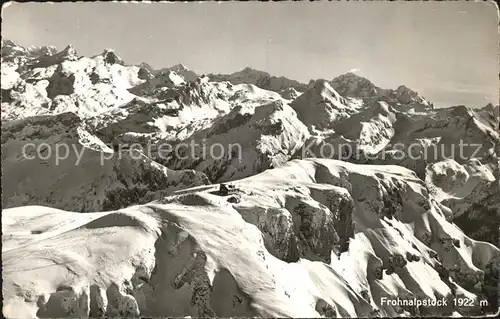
[2,40,499,318]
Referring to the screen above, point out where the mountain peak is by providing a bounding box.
[330,72,380,99]
[166,63,198,82]
[1,39,18,48]
[336,72,373,82]
[312,79,331,91]
[62,44,77,55]
[309,79,347,103]
[242,66,257,72]
[168,63,191,72]
[240,66,269,75]
[330,73,431,107]
[101,49,124,65]
[170,63,190,71]
[139,62,154,72]
[1,40,59,62]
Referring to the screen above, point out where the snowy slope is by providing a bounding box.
[3,159,498,318]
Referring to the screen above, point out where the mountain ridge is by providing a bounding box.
[1,40,440,108]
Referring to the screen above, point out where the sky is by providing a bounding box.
[2,1,499,108]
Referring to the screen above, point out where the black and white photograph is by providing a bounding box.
[1,1,499,318]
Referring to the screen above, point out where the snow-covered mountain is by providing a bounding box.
[166,63,199,82]
[1,112,209,212]
[2,40,499,318]
[1,39,59,65]
[1,42,144,121]
[209,67,310,93]
[330,72,432,110]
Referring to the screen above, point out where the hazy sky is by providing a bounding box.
[2,1,498,107]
